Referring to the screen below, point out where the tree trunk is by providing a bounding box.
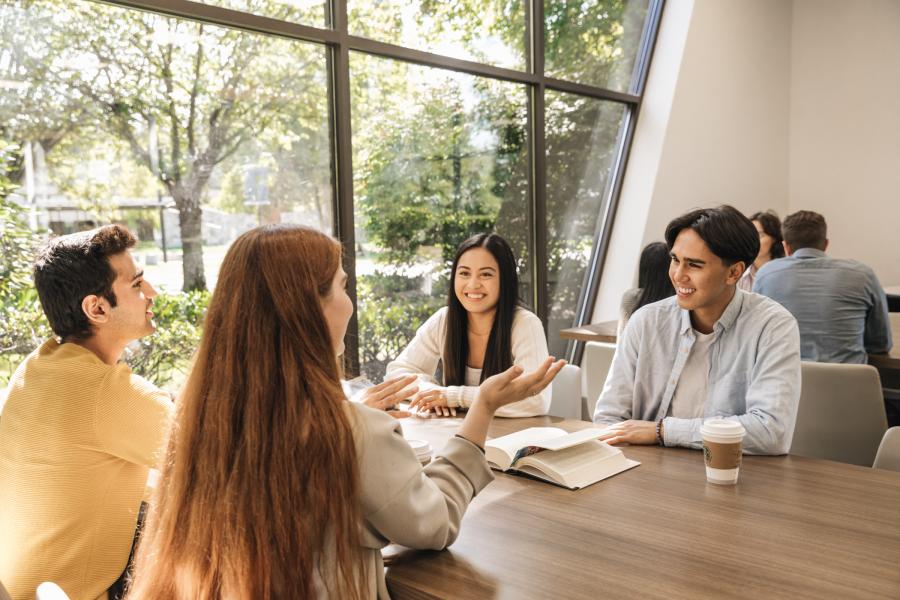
[175,198,206,291]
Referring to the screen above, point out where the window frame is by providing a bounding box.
[98,0,665,369]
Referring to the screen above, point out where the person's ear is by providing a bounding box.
[824,238,829,252]
[81,294,111,326]
[782,241,792,256]
[725,261,745,285]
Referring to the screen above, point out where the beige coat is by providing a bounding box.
[346,403,493,599]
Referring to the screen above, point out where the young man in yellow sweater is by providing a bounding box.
[0,225,174,600]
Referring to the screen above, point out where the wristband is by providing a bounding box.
[656,418,665,446]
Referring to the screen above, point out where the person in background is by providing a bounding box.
[753,210,892,364]
[387,233,551,417]
[0,225,173,600]
[738,210,785,292]
[125,224,563,599]
[617,241,675,337]
[593,206,801,455]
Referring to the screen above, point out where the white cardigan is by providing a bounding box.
[385,306,551,417]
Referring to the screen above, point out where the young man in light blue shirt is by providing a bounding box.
[594,206,801,455]
[753,210,892,364]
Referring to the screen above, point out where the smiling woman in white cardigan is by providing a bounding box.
[387,233,553,418]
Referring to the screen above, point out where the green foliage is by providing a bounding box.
[357,271,445,380]
[1,140,208,387]
[0,140,51,383]
[127,291,210,388]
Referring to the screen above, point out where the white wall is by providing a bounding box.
[789,0,900,287]
[593,0,793,322]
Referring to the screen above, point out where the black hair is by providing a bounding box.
[749,210,785,260]
[443,233,519,386]
[633,241,675,313]
[664,206,759,270]
[33,224,137,341]
[782,210,827,251]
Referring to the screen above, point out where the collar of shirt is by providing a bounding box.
[791,247,827,259]
[677,286,745,337]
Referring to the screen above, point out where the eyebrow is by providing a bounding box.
[671,253,706,265]
[131,269,144,282]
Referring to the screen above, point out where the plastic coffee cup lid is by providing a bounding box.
[406,439,432,456]
[700,418,746,441]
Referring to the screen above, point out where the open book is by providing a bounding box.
[485,427,640,490]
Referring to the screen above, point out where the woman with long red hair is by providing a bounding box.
[127,224,563,599]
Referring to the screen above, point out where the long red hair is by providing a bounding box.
[128,225,364,599]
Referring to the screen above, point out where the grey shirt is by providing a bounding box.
[753,248,892,364]
[593,289,801,455]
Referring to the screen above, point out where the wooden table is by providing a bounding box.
[562,317,900,370]
[559,319,617,343]
[385,416,900,600]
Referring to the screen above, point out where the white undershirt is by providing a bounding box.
[668,329,716,419]
[464,367,482,387]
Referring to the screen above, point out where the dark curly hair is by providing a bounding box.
[33,224,137,341]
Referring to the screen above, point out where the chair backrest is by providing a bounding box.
[873,427,900,471]
[790,362,888,466]
[548,364,582,420]
[581,342,616,421]
[35,582,70,600]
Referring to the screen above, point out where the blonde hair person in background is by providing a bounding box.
[0,225,173,600]
[126,224,563,599]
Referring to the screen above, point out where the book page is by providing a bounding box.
[485,427,566,471]
[528,427,613,452]
[517,440,639,489]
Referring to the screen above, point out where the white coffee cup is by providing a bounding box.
[407,439,433,466]
[700,418,746,485]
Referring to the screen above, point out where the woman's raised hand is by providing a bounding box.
[476,357,566,414]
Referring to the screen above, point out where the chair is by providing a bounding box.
[581,342,616,421]
[790,362,888,466]
[35,583,70,600]
[548,364,582,420]
[873,427,900,472]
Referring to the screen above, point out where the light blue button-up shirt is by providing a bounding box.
[593,289,801,455]
[753,248,892,364]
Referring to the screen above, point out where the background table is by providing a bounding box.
[559,319,617,343]
[386,416,900,600]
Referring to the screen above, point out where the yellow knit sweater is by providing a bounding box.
[0,341,173,600]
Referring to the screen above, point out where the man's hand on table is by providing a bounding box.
[599,420,660,446]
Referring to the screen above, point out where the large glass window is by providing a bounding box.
[0,0,330,386]
[1,0,662,387]
[350,53,530,379]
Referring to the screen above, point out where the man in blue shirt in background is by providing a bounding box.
[753,210,892,364]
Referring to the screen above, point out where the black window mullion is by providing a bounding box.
[529,0,548,330]
[329,0,360,375]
